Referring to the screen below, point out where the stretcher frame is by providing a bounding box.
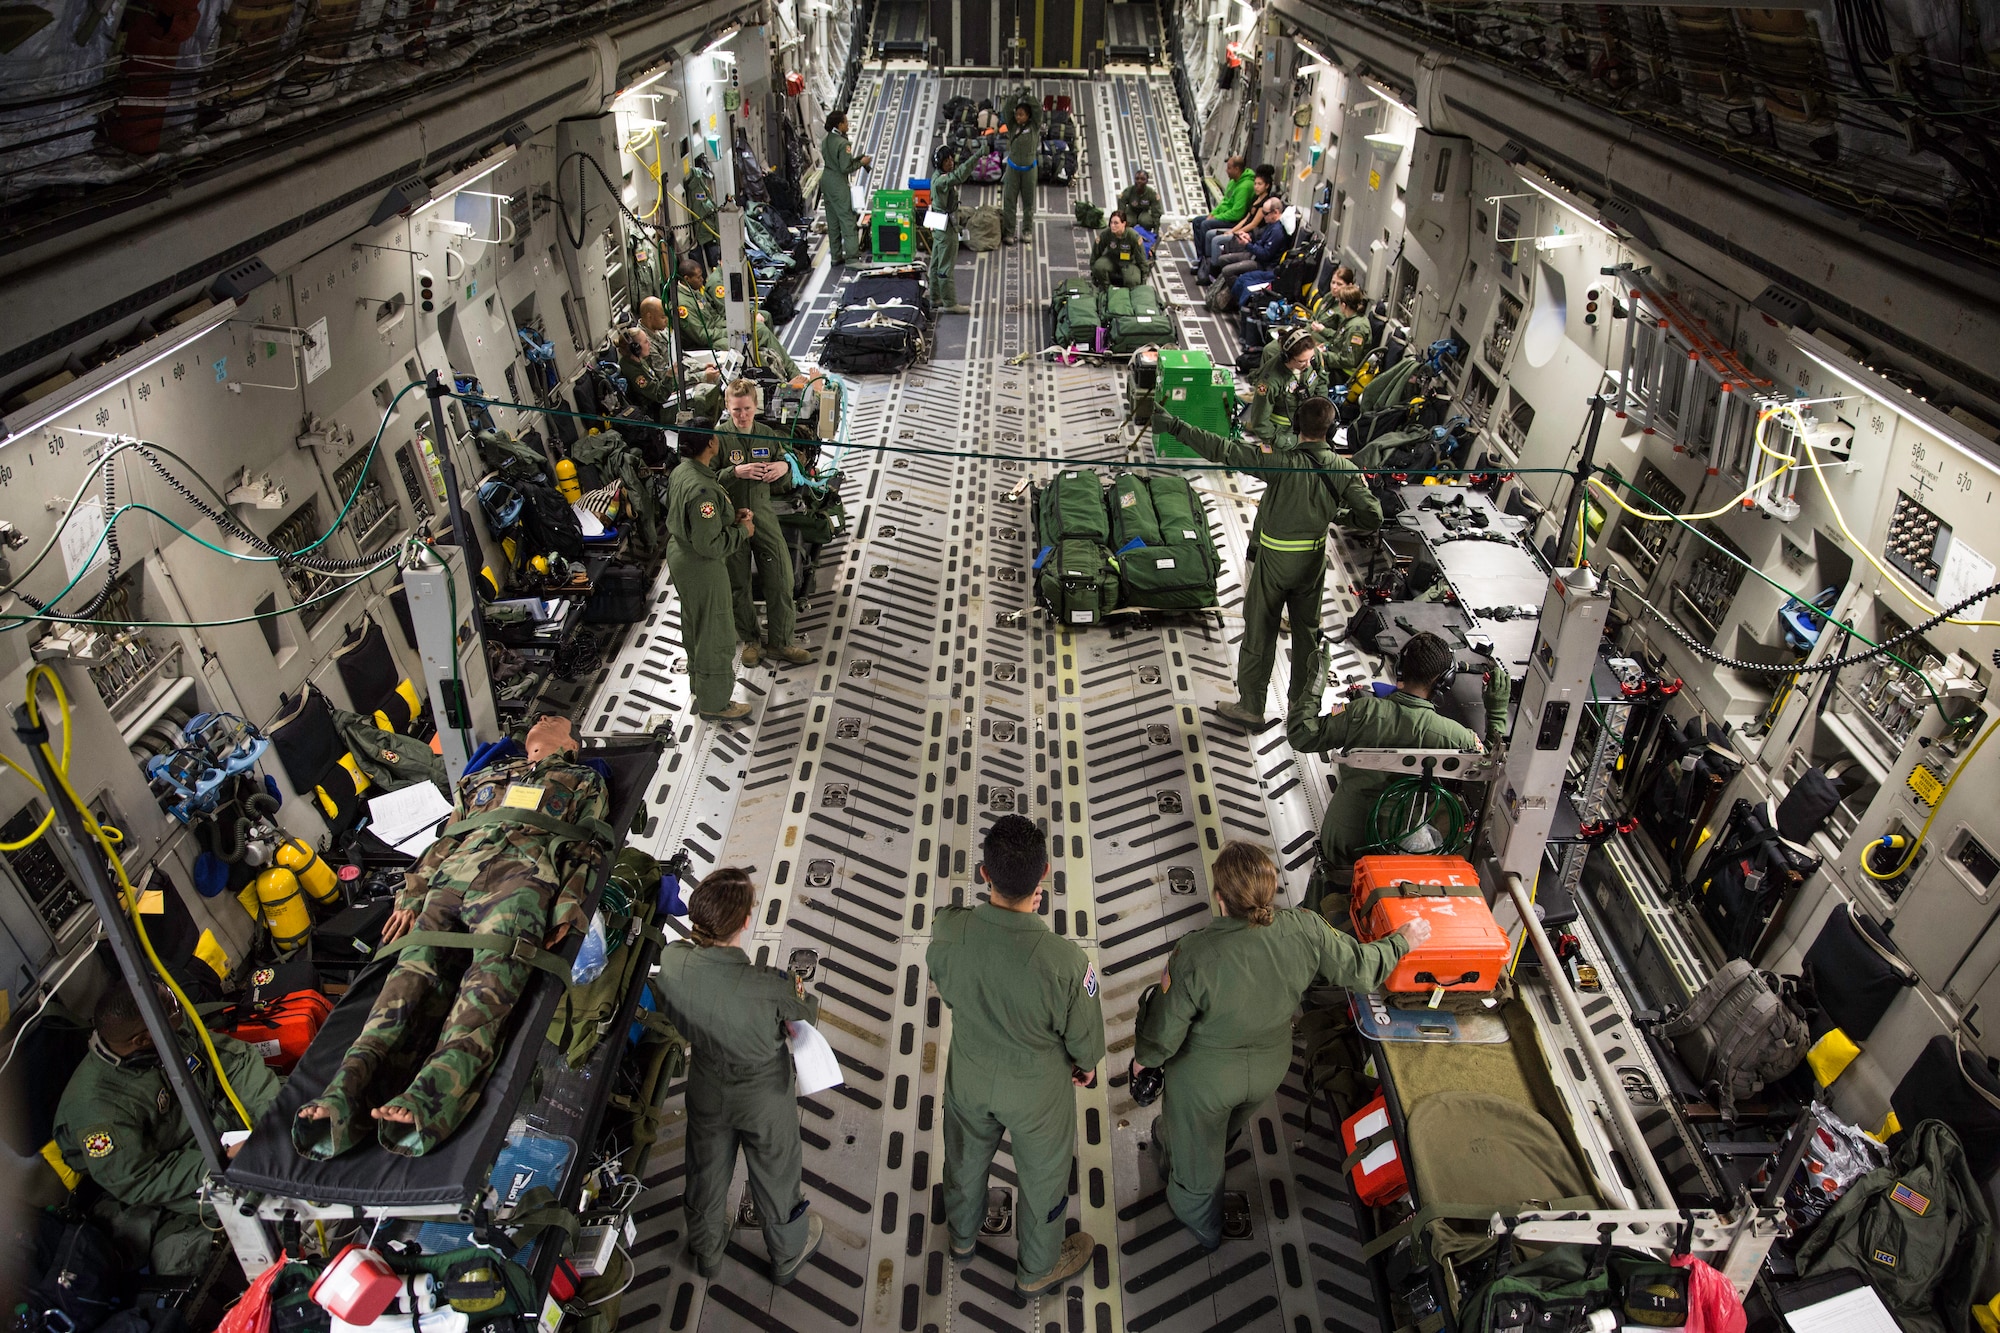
[216,738,669,1293]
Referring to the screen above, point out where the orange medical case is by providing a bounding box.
[1340,1090,1408,1205]
[1350,855,1510,997]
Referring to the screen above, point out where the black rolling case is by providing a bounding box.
[821,274,931,374]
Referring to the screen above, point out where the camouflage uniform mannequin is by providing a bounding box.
[1089,215,1148,288]
[655,867,825,1284]
[820,111,871,265]
[1132,844,1419,1249]
[56,983,282,1274]
[996,100,1041,245]
[715,381,813,667]
[666,431,755,721]
[1286,634,1508,910]
[928,814,1102,1296]
[294,715,608,1157]
[1154,399,1382,728]
[927,147,979,313]
[1245,328,1329,436]
[671,261,802,379]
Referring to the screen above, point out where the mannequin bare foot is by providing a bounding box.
[373,1104,418,1124]
[298,1103,332,1121]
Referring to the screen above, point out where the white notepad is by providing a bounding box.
[1782,1283,1899,1333]
[368,781,454,857]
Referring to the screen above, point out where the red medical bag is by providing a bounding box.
[1341,1091,1408,1206]
[224,981,333,1072]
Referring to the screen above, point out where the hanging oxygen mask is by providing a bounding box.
[145,712,271,823]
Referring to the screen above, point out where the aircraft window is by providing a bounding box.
[1522,261,1566,367]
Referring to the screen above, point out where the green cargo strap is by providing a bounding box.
[1360,1196,1599,1261]
[1258,531,1325,553]
[444,805,615,848]
[1341,1127,1398,1175]
[1357,879,1477,918]
[378,930,574,982]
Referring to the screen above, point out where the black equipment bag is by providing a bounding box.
[517,479,585,562]
[1637,716,1741,888]
[821,275,930,374]
[1802,900,1916,1041]
[1691,796,1821,961]
[1776,762,1855,842]
[1890,1032,2000,1182]
[269,685,343,795]
[582,563,650,624]
[333,616,399,715]
[32,1215,128,1333]
[1273,227,1324,304]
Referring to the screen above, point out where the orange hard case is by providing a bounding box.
[1349,854,1510,995]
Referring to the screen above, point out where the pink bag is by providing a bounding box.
[1670,1254,1747,1333]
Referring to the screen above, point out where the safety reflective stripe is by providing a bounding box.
[1258,532,1325,552]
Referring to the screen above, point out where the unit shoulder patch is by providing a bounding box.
[84,1131,114,1158]
[699,500,717,520]
[475,783,496,806]
[1890,1181,1931,1215]
[677,306,689,320]
[1083,964,1098,997]
[252,967,275,986]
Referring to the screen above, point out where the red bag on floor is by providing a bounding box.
[216,1257,285,1333]
[224,983,333,1072]
[1341,1091,1408,1206]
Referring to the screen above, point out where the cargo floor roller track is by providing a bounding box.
[570,66,1674,1333]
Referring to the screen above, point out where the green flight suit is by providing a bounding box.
[1244,337,1331,436]
[296,752,609,1158]
[1089,228,1148,288]
[654,940,818,1271]
[674,281,800,378]
[716,418,798,650]
[666,456,748,714]
[1153,413,1383,718]
[821,129,865,263]
[618,352,669,416]
[927,154,979,307]
[999,109,1041,243]
[56,1028,283,1274]
[928,903,1105,1286]
[1134,909,1408,1246]
[1286,683,1502,905]
[1320,313,1375,382]
[1117,183,1163,232]
[685,162,720,256]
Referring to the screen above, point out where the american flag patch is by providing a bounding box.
[1890,1182,1930,1215]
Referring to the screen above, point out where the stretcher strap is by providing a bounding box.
[1358,1197,1597,1261]
[1341,1128,1397,1175]
[377,930,574,982]
[444,806,614,847]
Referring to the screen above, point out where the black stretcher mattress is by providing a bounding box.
[226,739,662,1209]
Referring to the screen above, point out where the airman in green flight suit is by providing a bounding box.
[655,867,826,1285]
[821,110,871,266]
[995,99,1041,246]
[927,144,979,313]
[1153,395,1383,729]
[1319,284,1376,384]
[1245,326,1330,436]
[665,431,755,721]
[1131,843,1426,1249]
[928,814,1103,1296]
[672,258,801,380]
[714,379,814,668]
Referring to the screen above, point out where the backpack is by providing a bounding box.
[1051,277,1103,347]
[1036,538,1120,626]
[1691,796,1821,960]
[1798,1119,1994,1333]
[965,204,1003,250]
[1103,284,1172,353]
[1108,473,1162,549]
[1117,544,1216,610]
[517,478,585,562]
[32,1215,128,1333]
[1655,959,1808,1120]
[1459,1245,1706,1333]
[474,428,548,484]
[1073,200,1105,229]
[1036,470,1110,544]
[1145,474,1219,575]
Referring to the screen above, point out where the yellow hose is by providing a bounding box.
[18,665,251,1127]
[1862,710,2000,883]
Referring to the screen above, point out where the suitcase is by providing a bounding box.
[1341,1091,1408,1205]
[225,986,333,1073]
[1036,538,1120,627]
[1036,470,1110,545]
[1350,855,1509,1001]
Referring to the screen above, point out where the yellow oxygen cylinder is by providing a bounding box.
[276,838,338,906]
[555,457,582,503]
[255,867,311,952]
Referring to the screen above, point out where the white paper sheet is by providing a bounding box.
[1938,533,1994,624]
[850,180,870,211]
[1782,1284,1899,1333]
[787,1021,844,1096]
[923,209,948,231]
[572,504,605,537]
[368,782,455,857]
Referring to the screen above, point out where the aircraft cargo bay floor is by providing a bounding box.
[573,67,1427,1333]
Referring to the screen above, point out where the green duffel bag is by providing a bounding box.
[1118,543,1217,610]
[1052,277,1103,346]
[1109,473,1162,550]
[1038,538,1120,626]
[1105,284,1162,318]
[1103,284,1173,353]
[1146,473,1219,577]
[1074,200,1105,228]
[1036,469,1110,545]
[965,205,1003,252]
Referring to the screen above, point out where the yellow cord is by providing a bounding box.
[1587,413,1796,523]
[1862,709,2000,882]
[0,688,64,849]
[1781,401,2000,629]
[19,665,252,1127]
